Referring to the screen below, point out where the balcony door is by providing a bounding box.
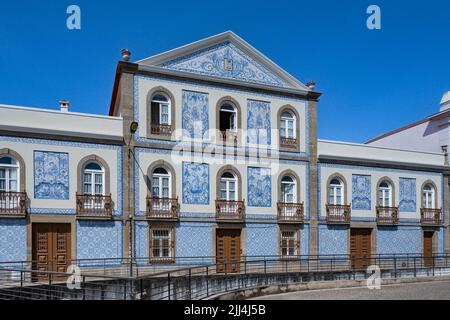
[219,172,237,201]
[216,229,241,273]
[83,162,105,209]
[0,156,19,209]
[32,223,71,280]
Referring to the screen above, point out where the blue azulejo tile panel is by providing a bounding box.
[34,151,69,200]
[376,226,421,254]
[318,224,348,256]
[300,224,309,256]
[134,221,149,261]
[399,178,416,212]
[247,167,271,207]
[182,90,209,139]
[246,223,277,256]
[76,220,123,265]
[247,100,271,145]
[182,162,210,205]
[176,222,212,257]
[160,42,289,88]
[352,174,371,210]
[0,219,27,262]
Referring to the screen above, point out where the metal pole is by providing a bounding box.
[188,269,192,300]
[82,276,86,300]
[167,273,171,301]
[206,266,209,297]
[413,257,416,278]
[394,257,397,278]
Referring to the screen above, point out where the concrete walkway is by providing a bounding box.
[251,279,450,300]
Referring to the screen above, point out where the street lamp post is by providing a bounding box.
[127,121,138,276]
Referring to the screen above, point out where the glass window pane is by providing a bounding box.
[162,187,169,197]
[152,186,159,197]
[9,169,17,180]
[95,184,102,194]
[9,180,17,192]
[0,180,5,191]
[229,191,236,200]
[94,174,103,184]
[84,173,91,183]
[220,191,227,200]
[0,169,5,179]
[83,184,91,194]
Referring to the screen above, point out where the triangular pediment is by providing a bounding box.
[137,31,309,91]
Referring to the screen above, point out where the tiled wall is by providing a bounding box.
[0,219,27,262]
[176,222,213,257]
[245,222,278,256]
[376,226,421,254]
[76,220,123,264]
[318,224,348,256]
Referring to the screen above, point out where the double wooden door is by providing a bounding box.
[350,228,372,270]
[423,231,434,267]
[216,229,241,273]
[32,223,71,280]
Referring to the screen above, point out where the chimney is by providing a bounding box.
[440,91,450,111]
[121,48,131,62]
[59,99,69,112]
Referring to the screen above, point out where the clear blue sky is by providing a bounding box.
[0,0,449,142]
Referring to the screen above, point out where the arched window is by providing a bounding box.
[281,175,296,203]
[378,181,392,207]
[83,162,104,196]
[423,184,436,209]
[329,178,343,205]
[219,102,237,134]
[219,172,237,201]
[0,156,19,192]
[151,92,171,126]
[280,110,296,139]
[152,167,171,198]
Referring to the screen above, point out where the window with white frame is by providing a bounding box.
[0,156,19,193]
[152,168,171,198]
[378,181,392,207]
[328,178,344,205]
[150,227,174,261]
[422,184,436,209]
[151,93,171,126]
[281,175,296,203]
[280,230,298,258]
[219,102,237,133]
[219,172,237,201]
[280,110,296,139]
[83,162,104,196]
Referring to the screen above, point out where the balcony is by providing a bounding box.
[277,202,304,223]
[421,208,441,225]
[0,191,28,217]
[220,130,238,143]
[215,200,245,221]
[150,123,173,136]
[146,197,179,221]
[76,194,112,219]
[280,137,297,148]
[376,206,399,224]
[326,204,351,224]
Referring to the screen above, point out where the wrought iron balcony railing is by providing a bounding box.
[146,197,179,220]
[0,191,28,217]
[150,123,173,136]
[326,204,351,224]
[215,200,245,221]
[76,194,112,218]
[376,206,399,224]
[277,202,304,223]
[420,208,441,225]
[280,136,297,148]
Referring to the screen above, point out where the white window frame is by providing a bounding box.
[378,182,392,207]
[423,184,435,209]
[219,172,238,201]
[152,93,171,126]
[152,169,172,199]
[280,110,296,139]
[83,163,105,196]
[329,178,344,205]
[0,157,19,193]
[151,227,174,260]
[281,175,297,203]
[280,229,298,258]
[220,103,237,132]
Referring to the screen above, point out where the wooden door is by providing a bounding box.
[216,229,241,273]
[423,231,434,267]
[32,223,71,280]
[350,228,372,270]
